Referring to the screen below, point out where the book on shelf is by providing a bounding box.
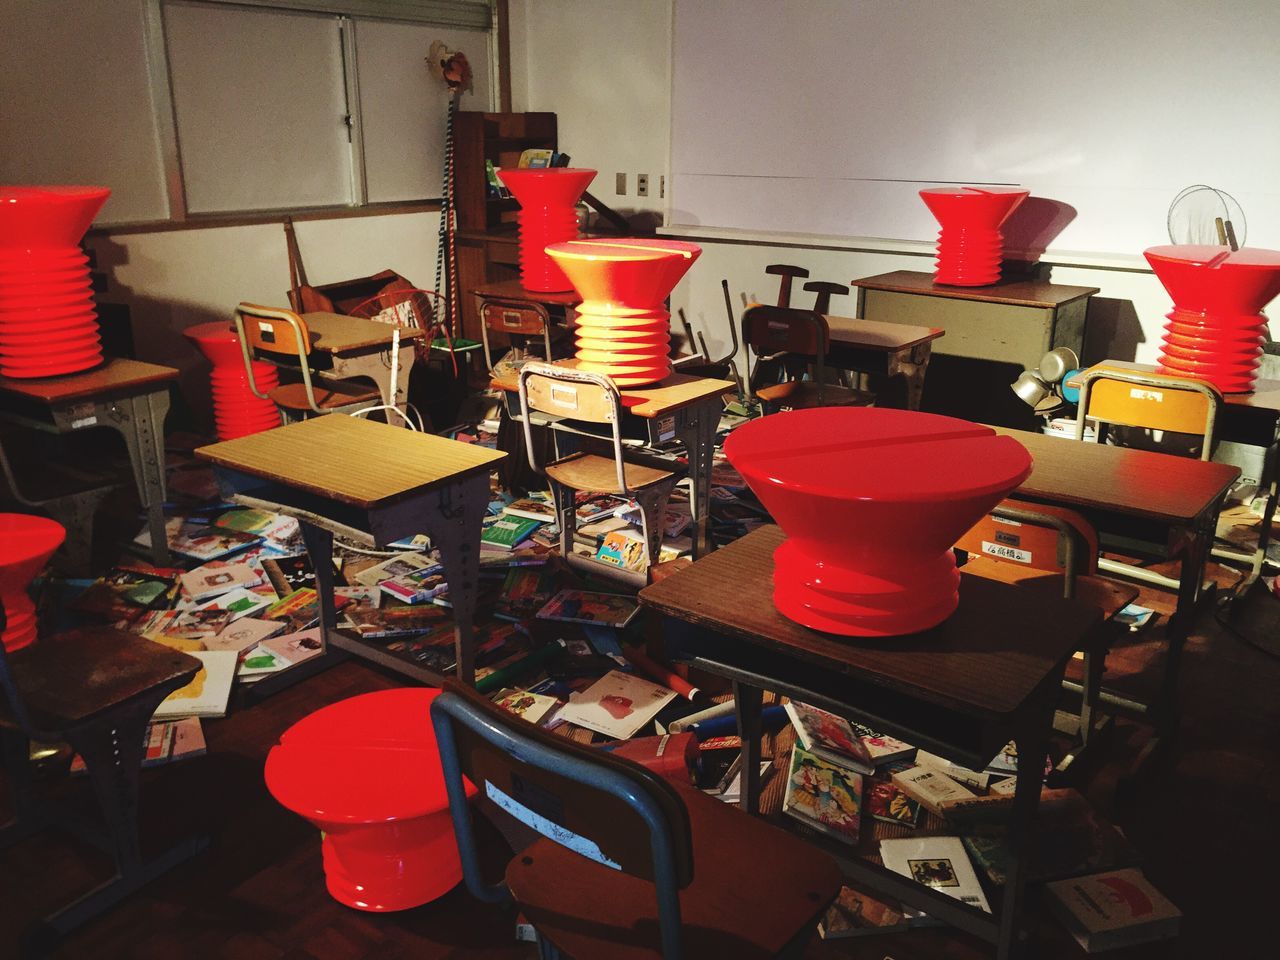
[782,746,863,844]
[1043,868,1180,953]
[864,775,923,829]
[879,835,991,914]
[847,720,916,765]
[594,529,649,573]
[555,670,676,740]
[817,884,911,940]
[536,590,639,629]
[70,718,206,774]
[914,749,992,790]
[343,603,450,640]
[575,495,624,523]
[481,515,544,551]
[517,148,554,169]
[502,495,557,523]
[353,551,440,588]
[136,518,262,562]
[379,563,448,604]
[783,701,874,774]
[154,650,237,720]
[890,765,976,818]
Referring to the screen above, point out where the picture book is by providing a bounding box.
[237,645,291,678]
[481,515,544,551]
[847,720,916,765]
[70,718,205,774]
[335,585,380,609]
[262,554,316,595]
[594,529,649,573]
[502,496,557,523]
[379,562,447,604]
[203,587,273,623]
[137,518,261,562]
[73,565,182,622]
[493,689,559,725]
[153,650,237,720]
[914,750,991,790]
[214,507,299,545]
[181,561,260,603]
[783,701,873,773]
[260,627,325,666]
[575,495,623,523]
[204,616,285,654]
[536,590,639,629]
[386,623,458,673]
[555,670,676,739]
[890,765,976,818]
[864,776,923,829]
[343,603,451,640]
[817,884,910,939]
[578,515,630,540]
[782,746,863,844]
[263,588,350,632]
[879,836,991,914]
[479,540,554,569]
[1044,868,1180,953]
[353,551,439,588]
[494,567,557,621]
[1113,602,1158,633]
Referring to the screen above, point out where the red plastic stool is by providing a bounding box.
[1146,245,1280,395]
[546,238,702,387]
[723,409,1031,636]
[265,688,476,912]
[919,186,1029,287]
[183,321,280,440]
[496,168,597,293]
[0,514,65,652]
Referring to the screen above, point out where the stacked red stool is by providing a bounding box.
[183,321,280,440]
[265,688,475,911]
[919,186,1029,287]
[0,514,65,652]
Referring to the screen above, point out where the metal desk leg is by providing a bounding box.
[302,522,339,643]
[678,397,720,558]
[108,391,171,566]
[886,342,933,412]
[329,342,417,418]
[733,681,764,815]
[996,706,1054,959]
[424,472,490,686]
[1158,517,1212,739]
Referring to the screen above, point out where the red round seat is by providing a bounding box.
[724,408,1032,636]
[265,687,475,912]
[0,514,65,652]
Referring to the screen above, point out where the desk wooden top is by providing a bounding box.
[472,278,580,307]
[492,361,734,418]
[639,524,1099,720]
[824,314,944,351]
[195,415,505,510]
[851,270,1099,309]
[993,425,1239,525]
[0,358,178,404]
[1068,359,1280,414]
[303,312,424,353]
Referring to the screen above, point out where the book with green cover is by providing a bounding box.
[481,515,544,551]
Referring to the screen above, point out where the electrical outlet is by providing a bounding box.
[637,173,649,197]
[659,175,665,199]
[615,172,627,195]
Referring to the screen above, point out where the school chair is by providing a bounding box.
[233,302,383,422]
[1073,365,1226,592]
[741,304,874,413]
[478,297,561,375]
[430,678,843,960]
[955,501,1138,766]
[0,594,205,949]
[518,363,682,581]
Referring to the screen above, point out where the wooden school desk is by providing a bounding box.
[639,524,1102,960]
[491,360,734,557]
[0,358,177,565]
[196,415,505,685]
[822,314,944,410]
[993,425,1239,742]
[302,311,424,412]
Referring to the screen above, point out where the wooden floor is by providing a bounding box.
[3,568,1279,959]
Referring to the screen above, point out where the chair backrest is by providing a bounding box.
[518,362,630,493]
[481,299,550,337]
[1074,365,1222,460]
[235,302,313,359]
[955,500,1098,599]
[431,678,693,953]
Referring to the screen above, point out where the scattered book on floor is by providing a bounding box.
[817,884,911,939]
[864,775,923,829]
[890,765,977,818]
[73,565,182,622]
[195,586,273,623]
[783,701,874,774]
[262,554,316,595]
[555,670,676,739]
[1044,868,1180,953]
[353,551,440,588]
[782,746,863,844]
[595,529,649,573]
[502,496,557,523]
[380,563,448,604]
[481,515,544,550]
[1113,602,1158,633]
[536,590,639,629]
[879,836,991,914]
[493,689,559,725]
[493,567,557,621]
[847,720,916,765]
[70,718,206,774]
[259,627,325,667]
[264,587,350,632]
[914,749,992,791]
[137,518,262,563]
[204,616,285,654]
[154,650,238,720]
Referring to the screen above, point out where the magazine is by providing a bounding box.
[536,590,639,629]
[782,746,863,844]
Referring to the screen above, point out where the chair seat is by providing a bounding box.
[0,629,201,734]
[961,557,1139,620]
[545,452,676,496]
[755,380,874,409]
[507,780,842,960]
[269,380,381,411]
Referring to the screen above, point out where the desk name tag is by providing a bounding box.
[69,402,97,429]
[1129,388,1163,402]
[549,384,578,410]
[657,415,676,442]
[982,540,1032,564]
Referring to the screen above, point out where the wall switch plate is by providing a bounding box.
[615,172,627,195]
[637,173,649,197]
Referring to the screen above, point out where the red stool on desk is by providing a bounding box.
[265,687,476,912]
[0,514,64,652]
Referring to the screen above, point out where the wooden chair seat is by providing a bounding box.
[0,628,200,734]
[545,451,675,496]
[269,380,381,411]
[754,380,874,409]
[960,557,1138,620]
[507,779,842,960]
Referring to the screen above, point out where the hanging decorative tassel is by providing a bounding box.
[427,41,472,351]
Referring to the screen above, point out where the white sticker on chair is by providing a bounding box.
[981,541,1032,564]
[485,780,622,871]
[1129,388,1163,402]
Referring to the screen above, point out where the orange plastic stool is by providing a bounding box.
[265,688,476,911]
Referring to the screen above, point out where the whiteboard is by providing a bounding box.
[670,0,1280,256]
[355,19,492,203]
[165,1,356,213]
[0,0,169,224]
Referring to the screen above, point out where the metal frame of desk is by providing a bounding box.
[639,525,1103,960]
